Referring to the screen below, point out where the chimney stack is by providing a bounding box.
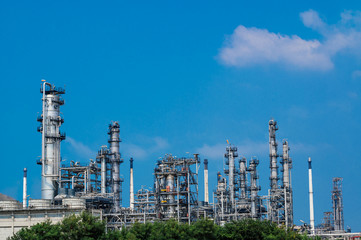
[23,168,27,208]
[308,157,315,234]
[130,158,134,210]
[204,159,209,203]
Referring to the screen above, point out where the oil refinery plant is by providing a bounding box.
[0,81,358,239]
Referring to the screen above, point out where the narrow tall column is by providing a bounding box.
[108,121,123,212]
[239,157,247,199]
[269,119,278,190]
[39,81,65,200]
[308,157,315,234]
[23,168,27,208]
[130,158,134,210]
[204,159,209,203]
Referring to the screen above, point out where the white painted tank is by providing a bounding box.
[28,199,51,209]
[0,200,21,210]
[63,198,86,209]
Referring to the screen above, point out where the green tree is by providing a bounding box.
[8,212,107,240]
[8,220,60,240]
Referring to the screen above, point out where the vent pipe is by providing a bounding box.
[23,168,27,208]
[308,157,315,234]
[130,158,134,210]
[204,159,209,203]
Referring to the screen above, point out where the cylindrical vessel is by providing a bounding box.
[29,199,52,209]
[0,201,21,210]
[40,82,65,200]
[108,122,122,212]
[63,198,86,209]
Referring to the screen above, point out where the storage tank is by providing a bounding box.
[28,199,51,209]
[63,198,86,209]
[0,200,21,210]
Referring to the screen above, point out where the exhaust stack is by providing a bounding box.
[130,158,134,210]
[23,168,27,208]
[308,157,315,234]
[204,159,209,203]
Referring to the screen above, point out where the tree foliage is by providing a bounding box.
[9,212,312,240]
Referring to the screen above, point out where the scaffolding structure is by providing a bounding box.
[332,177,344,232]
[322,212,334,231]
[213,145,265,224]
[154,154,200,223]
[267,120,293,227]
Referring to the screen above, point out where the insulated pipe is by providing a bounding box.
[23,168,27,208]
[204,159,209,203]
[308,157,315,234]
[130,158,134,210]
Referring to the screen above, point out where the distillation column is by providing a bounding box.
[248,158,260,219]
[108,122,123,212]
[225,145,237,208]
[282,140,293,226]
[268,119,279,221]
[239,157,247,199]
[130,158,134,210]
[204,159,209,203]
[269,120,279,191]
[38,81,65,200]
[96,146,109,194]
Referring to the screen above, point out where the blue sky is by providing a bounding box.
[1,0,361,231]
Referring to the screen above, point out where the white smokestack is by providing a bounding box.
[130,158,134,210]
[204,159,209,203]
[308,157,315,234]
[23,168,27,208]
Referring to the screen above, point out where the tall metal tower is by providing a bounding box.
[332,177,344,232]
[37,81,65,200]
[248,157,260,219]
[281,140,293,227]
[268,119,279,222]
[267,120,293,226]
[224,145,238,209]
[108,121,123,212]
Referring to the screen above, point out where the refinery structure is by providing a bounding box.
[0,81,357,239]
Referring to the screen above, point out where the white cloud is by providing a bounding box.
[121,136,170,160]
[291,142,331,154]
[219,10,361,71]
[196,140,268,160]
[352,70,361,79]
[65,137,96,161]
